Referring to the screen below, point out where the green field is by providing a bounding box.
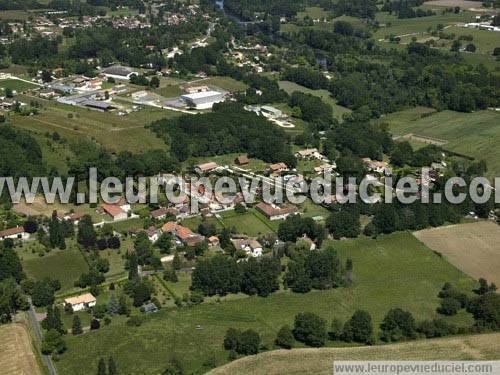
[199,76,248,92]
[278,81,352,122]
[10,100,175,153]
[0,79,38,92]
[220,209,276,236]
[18,244,89,292]
[55,232,476,375]
[382,108,500,177]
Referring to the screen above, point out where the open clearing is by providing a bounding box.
[19,244,89,293]
[425,0,486,9]
[0,324,41,375]
[56,233,476,375]
[381,108,500,177]
[210,332,500,375]
[414,221,500,287]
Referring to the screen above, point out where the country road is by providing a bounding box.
[27,298,58,375]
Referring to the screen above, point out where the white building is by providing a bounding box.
[64,293,97,312]
[181,90,225,109]
[0,226,29,241]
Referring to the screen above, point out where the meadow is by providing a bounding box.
[55,232,477,375]
[18,243,89,293]
[10,99,176,153]
[0,79,39,92]
[210,332,500,375]
[381,108,500,177]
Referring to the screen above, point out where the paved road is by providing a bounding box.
[27,298,58,375]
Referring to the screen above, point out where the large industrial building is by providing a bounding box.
[181,90,226,109]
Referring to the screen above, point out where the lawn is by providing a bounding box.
[220,210,276,236]
[297,198,330,220]
[278,81,352,122]
[380,108,500,178]
[19,244,89,292]
[55,232,477,375]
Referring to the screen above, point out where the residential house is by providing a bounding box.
[268,162,288,176]
[0,226,29,241]
[255,202,298,221]
[146,226,160,243]
[64,293,96,312]
[150,207,176,220]
[295,148,320,159]
[161,222,204,247]
[208,236,220,247]
[231,238,263,258]
[362,158,389,174]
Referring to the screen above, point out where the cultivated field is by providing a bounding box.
[210,333,500,375]
[414,221,500,287]
[55,233,476,375]
[381,108,500,177]
[0,324,41,375]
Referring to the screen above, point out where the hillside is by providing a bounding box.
[210,333,500,375]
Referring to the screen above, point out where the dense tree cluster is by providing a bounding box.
[191,255,281,297]
[285,245,343,292]
[149,102,295,164]
[223,328,261,355]
[0,127,45,179]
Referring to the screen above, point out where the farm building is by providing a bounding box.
[194,162,219,174]
[101,65,138,80]
[256,202,298,221]
[101,204,128,221]
[0,226,29,241]
[181,90,225,109]
[64,293,96,312]
[235,155,249,166]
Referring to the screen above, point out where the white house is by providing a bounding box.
[64,293,96,312]
[231,238,263,258]
[0,226,30,241]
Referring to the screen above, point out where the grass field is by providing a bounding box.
[278,81,352,122]
[0,324,41,375]
[210,332,500,375]
[0,79,38,92]
[19,244,89,292]
[197,76,248,92]
[381,108,500,177]
[220,209,275,236]
[55,232,476,375]
[414,221,500,287]
[9,99,176,153]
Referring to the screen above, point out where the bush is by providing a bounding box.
[275,325,294,349]
[126,316,142,327]
[437,298,462,316]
